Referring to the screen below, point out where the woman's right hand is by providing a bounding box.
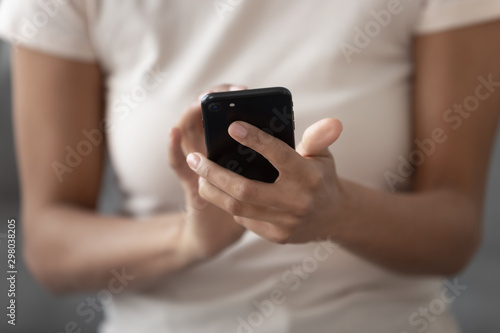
[168,84,247,262]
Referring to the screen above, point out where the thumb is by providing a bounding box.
[168,127,197,188]
[297,118,343,157]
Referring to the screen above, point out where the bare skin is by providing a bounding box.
[13,52,243,293]
[189,21,500,275]
[12,20,500,294]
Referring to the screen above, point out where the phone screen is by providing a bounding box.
[201,87,295,183]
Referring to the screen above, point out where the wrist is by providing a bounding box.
[326,178,357,242]
[151,212,204,270]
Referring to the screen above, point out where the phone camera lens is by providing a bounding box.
[209,103,221,112]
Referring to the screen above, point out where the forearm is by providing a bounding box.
[332,179,481,275]
[23,204,195,294]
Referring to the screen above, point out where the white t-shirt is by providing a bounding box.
[1,1,500,332]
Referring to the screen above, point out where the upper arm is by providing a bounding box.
[12,47,105,216]
[413,20,500,203]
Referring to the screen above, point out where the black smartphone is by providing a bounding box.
[201,87,295,183]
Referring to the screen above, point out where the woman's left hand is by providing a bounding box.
[185,117,345,244]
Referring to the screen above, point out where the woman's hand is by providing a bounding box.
[185,117,345,244]
[168,84,247,260]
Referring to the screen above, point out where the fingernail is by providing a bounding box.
[186,153,200,170]
[198,177,204,186]
[229,85,246,91]
[229,122,248,139]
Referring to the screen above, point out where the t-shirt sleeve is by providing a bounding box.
[414,0,500,35]
[0,0,96,62]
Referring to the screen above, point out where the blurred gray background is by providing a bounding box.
[0,39,499,333]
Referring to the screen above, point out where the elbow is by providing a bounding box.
[431,191,483,277]
[400,226,481,277]
[22,207,80,295]
[435,204,483,276]
[400,209,482,277]
[24,244,75,296]
[441,223,482,276]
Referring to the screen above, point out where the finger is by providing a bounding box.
[186,152,290,209]
[168,128,195,182]
[227,121,305,173]
[198,177,291,225]
[178,103,205,154]
[297,118,343,157]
